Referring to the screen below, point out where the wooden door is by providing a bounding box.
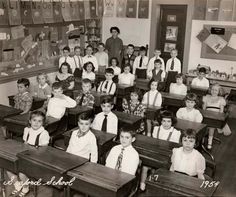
[157,5,187,67]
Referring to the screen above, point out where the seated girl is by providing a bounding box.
[82,61,96,82]
[169,73,187,96]
[170,128,205,180]
[118,64,135,86]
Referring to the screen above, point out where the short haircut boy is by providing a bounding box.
[123,63,132,70]
[74,46,80,51]
[78,111,94,122]
[110,26,120,34]
[98,43,105,48]
[105,67,114,75]
[86,45,93,50]
[52,82,63,90]
[154,59,162,65]
[101,96,114,105]
[120,126,136,138]
[82,78,92,86]
[139,46,146,52]
[175,73,184,79]
[198,67,207,74]
[128,44,134,49]
[63,46,70,52]
[17,78,30,87]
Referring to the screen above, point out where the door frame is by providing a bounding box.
[149,0,194,74]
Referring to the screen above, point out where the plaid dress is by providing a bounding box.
[14,92,33,112]
[75,91,95,108]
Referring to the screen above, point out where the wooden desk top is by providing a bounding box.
[68,105,93,115]
[0,104,22,120]
[64,128,116,147]
[147,168,217,197]
[161,92,185,100]
[200,109,226,121]
[4,113,59,126]
[17,146,88,174]
[175,119,207,133]
[0,139,32,163]
[67,162,135,197]
[113,111,143,125]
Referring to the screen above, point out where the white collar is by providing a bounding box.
[160,125,174,132]
[39,83,48,89]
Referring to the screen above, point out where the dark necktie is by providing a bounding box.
[101,115,108,132]
[104,81,109,90]
[139,57,143,68]
[79,93,85,106]
[78,57,82,69]
[115,148,125,170]
[170,59,174,70]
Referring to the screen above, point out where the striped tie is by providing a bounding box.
[115,148,125,170]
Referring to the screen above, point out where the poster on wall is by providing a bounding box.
[53,0,63,23]
[126,0,137,18]
[84,0,91,19]
[138,0,149,18]
[90,0,97,18]
[164,43,176,53]
[70,0,80,21]
[20,0,33,25]
[116,0,126,18]
[31,0,44,24]
[166,26,178,41]
[42,0,54,23]
[204,34,227,53]
[61,0,72,21]
[8,0,21,26]
[104,0,114,17]
[78,0,85,20]
[97,0,104,17]
[0,0,9,25]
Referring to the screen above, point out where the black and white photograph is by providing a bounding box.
[0,0,236,197]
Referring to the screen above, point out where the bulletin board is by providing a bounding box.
[201,25,236,61]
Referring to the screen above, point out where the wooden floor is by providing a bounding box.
[0,118,236,197]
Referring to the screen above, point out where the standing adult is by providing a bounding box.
[105,26,123,67]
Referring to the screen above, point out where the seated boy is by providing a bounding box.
[97,68,116,95]
[191,67,210,88]
[59,46,76,73]
[46,82,76,120]
[92,96,118,134]
[133,46,149,75]
[14,78,33,114]
[82,45,98,72]
[75,78,95,108]
[106,126,139,175]
[67,112,98,163]
[122,44,136,71]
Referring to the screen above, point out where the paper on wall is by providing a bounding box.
[0,33,7,40]
[228,33,236,50]
[204,34,227,53]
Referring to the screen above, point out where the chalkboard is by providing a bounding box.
[201,24,236,61]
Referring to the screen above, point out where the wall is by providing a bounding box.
[0,72,56,106]
[188,20,236,74]
[102,0,152,52]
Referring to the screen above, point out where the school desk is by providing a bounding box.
[8,95,46,111]
[133,134,180,168]
[161,92,185,107]
[67,162,136,197]
[4,113,60,136]
[0,139,33,197]
[143,104,162,120]
[67,105,93,126]
[17,146,88,191]
[0,104,22,124]
[146,168,218,197]
[135,78,149,91]
[113,110,144,130]
[200,109,227,129]
[190,85,209,97]
[116,84,134,97]
[63,128,116,164]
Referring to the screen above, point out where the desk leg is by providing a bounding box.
[201,137,215,161]
[0,168,6,197]
[33,184,38,197]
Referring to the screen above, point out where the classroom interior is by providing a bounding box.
[0,0,236,197]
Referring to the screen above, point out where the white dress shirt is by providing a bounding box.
[59,56,77,73]
[46,96,76,119]
[176,107,203,123]
[23,126,50,146]
[67,130,98,163]
[97,80,116,95]
[95,51,109,67]
[110,66,121,76]
[106,144,139,175]
[169,83,187,96]
[82,55,98,71]
[82,71,96,81]
[133,55,149,74]
[74,55,83,69]
[142,90,162,107]
[118,73,135,86]
[92,111,118,134]
[191,77,210,88]
[152,125,181,143]
[147,68,166,80]
[170,147,206,176]
[147,56,165,72]
[166,57,181,73]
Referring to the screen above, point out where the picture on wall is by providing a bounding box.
[164,43,176,52]
[166,26,178,41]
